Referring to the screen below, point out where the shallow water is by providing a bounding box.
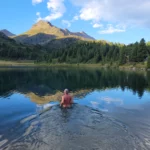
[0,68,150,150]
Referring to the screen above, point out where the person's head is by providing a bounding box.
[64,89,69,94]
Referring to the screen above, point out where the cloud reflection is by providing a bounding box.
[90,101,99,107]
[99,96,123,105]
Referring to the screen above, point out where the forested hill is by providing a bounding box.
[0,31,150,67]
[0,32,45,60]
[42,38,150,66]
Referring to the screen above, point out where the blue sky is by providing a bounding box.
[0,0,150,44]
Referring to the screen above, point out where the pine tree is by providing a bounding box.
[130,42,138,62]
[94,51,101,63]
[119,47,126,65]
[137,38,147,62]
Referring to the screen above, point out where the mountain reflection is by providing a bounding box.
[0,68,149,103]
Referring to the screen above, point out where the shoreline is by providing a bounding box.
[0,60,149,71]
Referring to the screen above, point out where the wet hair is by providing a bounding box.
[64,89,69,94]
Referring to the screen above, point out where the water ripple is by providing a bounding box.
[1,104,148,150]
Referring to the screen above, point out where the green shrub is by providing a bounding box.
[147,56,150,69]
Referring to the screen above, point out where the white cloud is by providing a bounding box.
[36,12,40,16]
[93,23,103,28]
[79,1,103,22]
[62,20,71,27]
[71,0,150,28]
[36,12,42,22]
[99,24,126,34]
[34,0,150,29]
[32,0,43,5]
[61,15,79,27]
[44,0,66,21]
[35,0,66,22]
[44,12,62,21]
[73,15,79,21]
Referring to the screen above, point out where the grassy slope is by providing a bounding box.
[0,60,147,71]
[13,21,94,45]
[0,60,35,66]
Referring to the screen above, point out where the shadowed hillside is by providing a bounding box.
[0,29,15,37]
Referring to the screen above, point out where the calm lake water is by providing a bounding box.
[0,68,150,150]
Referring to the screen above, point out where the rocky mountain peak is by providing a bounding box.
[0,29,15,37]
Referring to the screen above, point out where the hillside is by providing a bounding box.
[44,37,80,50]
[0,29,15,37]
[13,20,95,45]
[0,30,149,68]
[0,31,45,60]
[0,32,16,45]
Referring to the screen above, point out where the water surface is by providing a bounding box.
[0,68,150,150]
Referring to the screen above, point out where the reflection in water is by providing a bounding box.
[0,68,149,100]
[0,68,150,150]
[100,96,123,105]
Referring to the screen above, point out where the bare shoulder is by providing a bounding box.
[68,94,71,97]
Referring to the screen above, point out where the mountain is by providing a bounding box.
[73,31,95,40]
[0,31,46,60]
[0,32,15,43]
[13,20,95,45]
[26,89,92,104]
[0,29,15,37]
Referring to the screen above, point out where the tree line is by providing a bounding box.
[44,38,150,66]
[0,68,149,98]
[0,32,150,67]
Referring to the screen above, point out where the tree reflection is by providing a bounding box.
[0,68,149,98]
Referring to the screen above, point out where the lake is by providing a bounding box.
[0,68,150,150]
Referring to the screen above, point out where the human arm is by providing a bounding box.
[60,96,64,106]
